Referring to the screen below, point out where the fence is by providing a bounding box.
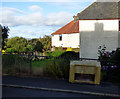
[2,52,48,76]
[2,53,120,82]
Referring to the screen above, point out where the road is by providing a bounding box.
[3,86,102,97]
[2,75,120,98]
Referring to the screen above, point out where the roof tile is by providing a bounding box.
[52,20,79,35]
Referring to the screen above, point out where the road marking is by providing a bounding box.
[1,84,120,97]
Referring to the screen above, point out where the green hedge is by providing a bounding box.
[46,51,65,57]
[44,58,70,79]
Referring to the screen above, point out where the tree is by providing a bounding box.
[2,26,9,50]
[34,41,43,52]
[6,37,27,53]
[39,35,51,51]
[27,39,43,52]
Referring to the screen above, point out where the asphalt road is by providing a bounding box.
[2,75,120,98]
[3,86,101,97]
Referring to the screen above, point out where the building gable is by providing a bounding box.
[77,2,120,20]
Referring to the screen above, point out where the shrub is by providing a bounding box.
[111,48,120,67]
[55,47,63,51]
[98,46,120,67]
[46,51,65,57]
[44,58,70,79]
[5,48,15,53]
[44,51,79,79]
[59,51,79,60]
[98,47,120,83]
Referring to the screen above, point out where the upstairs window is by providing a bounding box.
[59,34,62,41]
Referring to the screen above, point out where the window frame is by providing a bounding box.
[59,34,62,41]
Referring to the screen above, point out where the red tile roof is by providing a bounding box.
[52,20,79,35]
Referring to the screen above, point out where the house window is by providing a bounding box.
[59,34,62,41]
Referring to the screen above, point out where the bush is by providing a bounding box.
[55,47,63,51]
[98,47,120,67]
[59,51,79,60]
[44,58,70,79]
[46,51,65,57]
[98,47,120,83]
[44,51,79,79]
[111,48,120,67]
[5,48,15,53]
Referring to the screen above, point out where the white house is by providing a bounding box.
[77,1,120,59]
[51,20,80,51]
[52,1,120,59]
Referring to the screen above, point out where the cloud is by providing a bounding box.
[14,12,44,26]
[0,7,24,26]
[46,12,73,25]
[0,6,73,27]
[3,0,95,2]
[28,5,43,11]
[0,6,73,38]
[9,25,58,38]
[0,7,23,14]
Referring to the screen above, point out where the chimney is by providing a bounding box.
[73,15,79,23]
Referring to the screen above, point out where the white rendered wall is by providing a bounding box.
[52,33,80,48]
[79,20,118,31]
[79,20,119,59]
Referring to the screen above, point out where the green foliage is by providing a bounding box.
[32,59,53,68]
[55,47,63,51]
[98,45,107,60]
[27,39,43,52]
[26,45,34,52]
[98,46,120,83]
[5,48,15,53]
[44,58,70,79]
[6,37,27,53]
[2,26,9,50]
[111,48,120,66]
[47,51,79,60]
[5,35,50,53]
[44,51,79,79]
[30,51,79,79]
[34,41,43,52]
[46,51,65,57]
[59,51,79,60]
[98,46,120,67]
[39,36,51,51]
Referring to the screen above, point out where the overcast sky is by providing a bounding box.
[0,0,95,39]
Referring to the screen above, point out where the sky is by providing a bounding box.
[0,0,95,39]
